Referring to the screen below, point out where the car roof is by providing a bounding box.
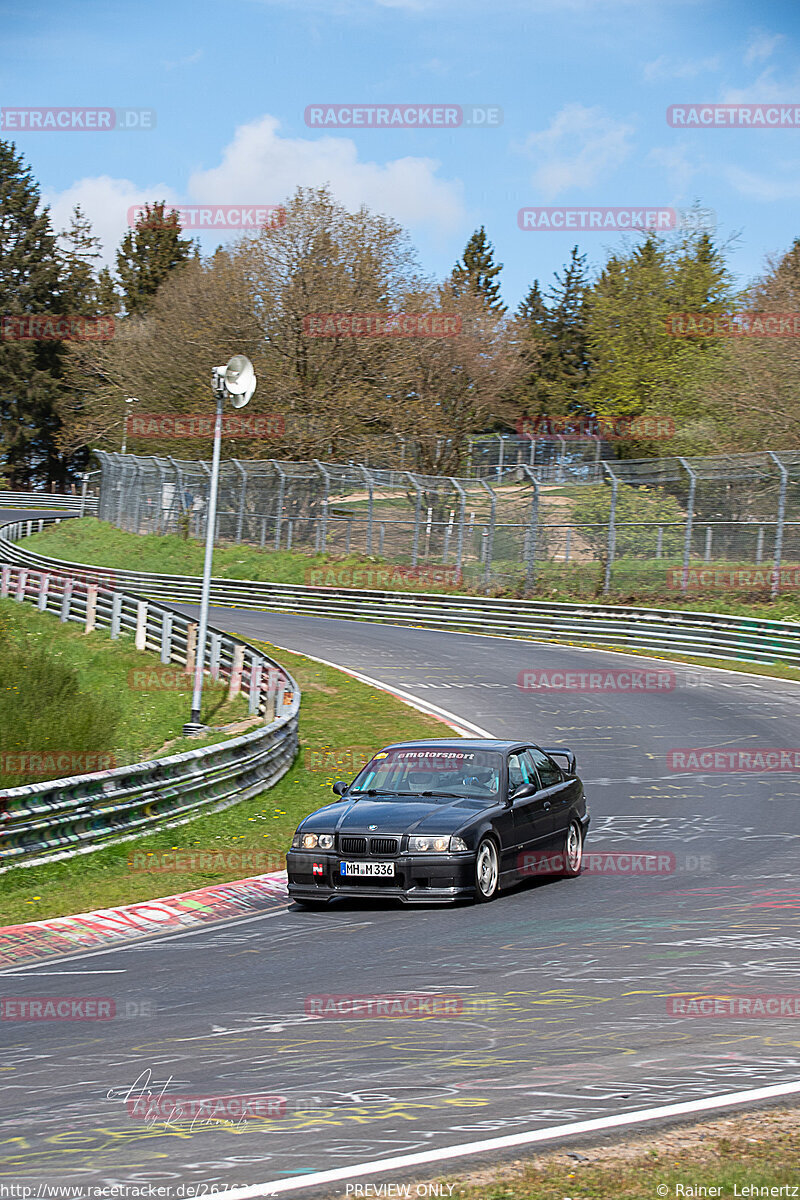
[380,738,531,753]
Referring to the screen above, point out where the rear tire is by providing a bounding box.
[474,837,500,902]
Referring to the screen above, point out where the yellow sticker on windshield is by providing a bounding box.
[374,752,387,759]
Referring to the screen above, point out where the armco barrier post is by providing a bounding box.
[85,585,98,633]
[228,644,245,701]
[110,592,122,639]
[15,568,27,601]
[0,565,9,598]
[185,622,198,676]
[135,601,148,651]
[249,658,263,715]
[60,578,73,622]
[38,572,49,611]
[160,611,173,663]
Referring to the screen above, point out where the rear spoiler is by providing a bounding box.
[542,746,577,775]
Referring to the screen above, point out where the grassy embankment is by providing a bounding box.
[21,519,800,687]
[0,612,447,924]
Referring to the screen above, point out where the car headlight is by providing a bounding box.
[410,835,464,853]
[293,832,334,850]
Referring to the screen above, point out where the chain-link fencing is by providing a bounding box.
[94,450,800,599]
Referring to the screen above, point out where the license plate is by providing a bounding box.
[340,860,395,878]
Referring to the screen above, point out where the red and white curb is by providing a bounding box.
[0,870,289,971]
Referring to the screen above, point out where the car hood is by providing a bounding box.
[301,794,492,836]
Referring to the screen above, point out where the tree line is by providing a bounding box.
[0,137,796,489]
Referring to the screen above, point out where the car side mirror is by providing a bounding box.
[511,782,537,801]
[332,781,347,796]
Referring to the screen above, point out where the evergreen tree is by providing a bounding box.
[515,246,593,422]
[59,205,102,315]
[116,202,194,316]
[96,266,121,316]
[451,226,506,313]
[0,140,68,489]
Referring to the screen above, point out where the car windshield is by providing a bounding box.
[349,747,502,799]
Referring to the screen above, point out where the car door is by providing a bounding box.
[526,746,575,843]
[508,750,554,875]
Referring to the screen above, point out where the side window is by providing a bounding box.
[507,752,528,793]
[527,747,562,789]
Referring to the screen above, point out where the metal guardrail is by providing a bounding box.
[0,491,98,514]
[0,517,300,870]
[2,516,799,669]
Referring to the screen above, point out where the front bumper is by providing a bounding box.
[286,849,476,904]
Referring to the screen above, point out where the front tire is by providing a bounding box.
[560,820,584,878]
[474,837,500,902]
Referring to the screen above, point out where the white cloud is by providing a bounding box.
[162,48,204,70]
[724,163,800,202]
[187,113,464,233]
[519,104,634,199]
[721,67,800,105]
[744,31,784,66]
[43,175,178,267]
[643,54,720,82]
[648,144,705,196]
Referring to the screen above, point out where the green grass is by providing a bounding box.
[0,598,247,790]
[0,640,448,925]
[24,519,800,622]
[440,1109,800,1199]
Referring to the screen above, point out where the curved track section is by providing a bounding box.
[0,530,798,1196]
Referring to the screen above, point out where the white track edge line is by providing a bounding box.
[214,1079,800,1197]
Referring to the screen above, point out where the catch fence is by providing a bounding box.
[95,450,800,597]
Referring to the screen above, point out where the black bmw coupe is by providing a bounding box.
[287,738,590,906]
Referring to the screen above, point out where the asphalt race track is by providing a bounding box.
[1,520,799,1196]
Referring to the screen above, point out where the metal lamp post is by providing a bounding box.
[183,356,256,735]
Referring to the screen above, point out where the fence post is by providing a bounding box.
[705,527,713,562]
[185,621,198,676]
[85,585,98,633]
[520,466,540,593]
[210,631,221,679]
[160,611,173,663]
[110,592,122,638]
[15,568,27,602]
[273,462,287,550]
[359,465,374,554]
[135,600,148,651]
[228,644,245,701]
[313,460,331,552]
[249,657,263,715]
[769,451,788,598]
[79,473,89,517]
[450,478,467,581]
[602,462,619,595]
[0,565,9,598]
[60,578,74,623]
[403,471,423,567]
[479,479,497,590]
[38,573,49,611]
[677,457,697,593]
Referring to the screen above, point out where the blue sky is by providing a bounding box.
[2,0,799,308]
